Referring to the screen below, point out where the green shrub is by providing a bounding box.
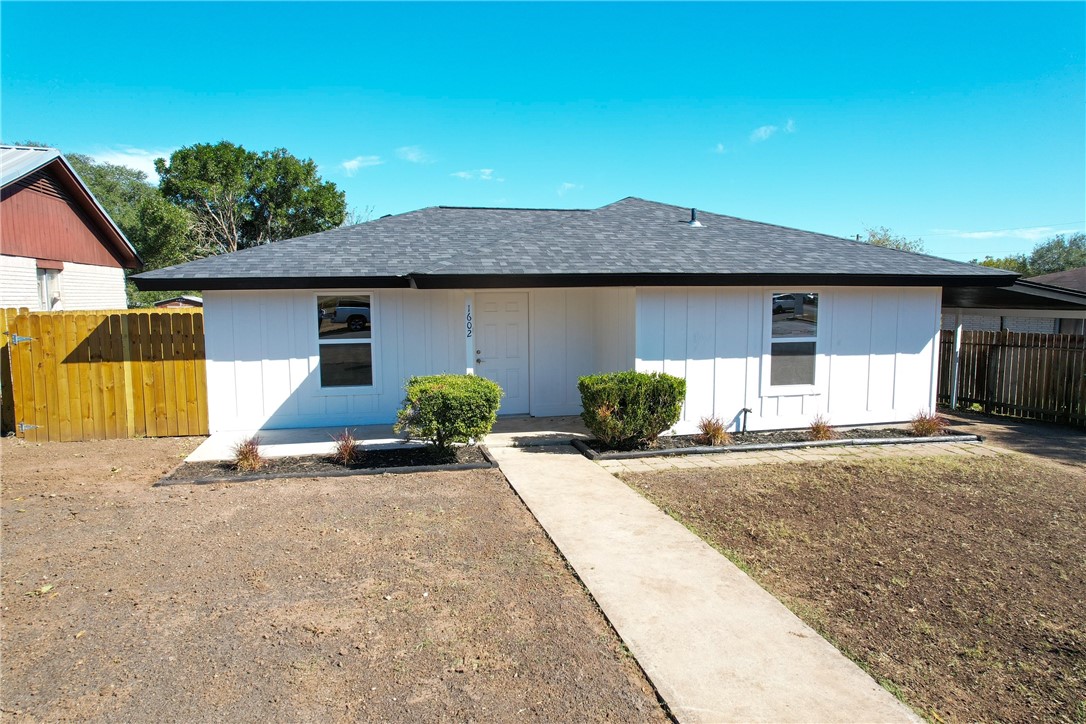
[394,374,503,449]
[578,371,686,449]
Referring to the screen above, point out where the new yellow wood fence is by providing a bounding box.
[1,308,208,442]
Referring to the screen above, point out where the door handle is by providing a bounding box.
[475,358,482,364]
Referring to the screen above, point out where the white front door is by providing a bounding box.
[475,292,530,415]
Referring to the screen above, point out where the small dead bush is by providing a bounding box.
[331,429,359,466]
[232,435,266,472]
[698,416,732,446]
[911,410,949,437]
[807,414,838,441]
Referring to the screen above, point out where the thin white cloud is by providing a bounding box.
[88,146,175,181]
[451,168,500,181]
[556,182,582,196]
[750,125,778,142]
[750,119,796,143]
[713,142,726,154]
[396,145,432,163]
[933,226,1081,242]
[341,155,383,175]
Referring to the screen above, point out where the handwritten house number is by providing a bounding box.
[465,304,473,338]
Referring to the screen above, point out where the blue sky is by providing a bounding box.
[3,1,1083,262]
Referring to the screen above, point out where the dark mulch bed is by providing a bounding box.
[590,427,916,453]
[167,445,489,482]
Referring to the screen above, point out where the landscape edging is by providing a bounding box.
[155,445,499,486]
[572,433,983,461]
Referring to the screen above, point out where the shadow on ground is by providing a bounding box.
[942,411,1085,467]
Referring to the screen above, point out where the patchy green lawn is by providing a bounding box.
[622,454,1086,723]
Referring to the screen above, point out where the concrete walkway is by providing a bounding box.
[490,444,920,723]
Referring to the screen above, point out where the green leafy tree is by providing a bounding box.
[244,149,346,243]
[66,153,153,231]
[969,232,1085,277]
[970,254,1030,274]
[155,141,253,254]
[155,141,346,253]
[861,226,926,254]
[1027,233,1086,276]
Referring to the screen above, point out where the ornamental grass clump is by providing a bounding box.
[807,414,838,441]
[698,416,732,446]
[578,371,686,449]
[232,435,266,472]
[394,374,503,451]
[911,410,949,437]
[330,429,360,466]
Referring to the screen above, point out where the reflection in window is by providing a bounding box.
[317,295,374,387]
[318,295,372,340]
[769,292,818,386]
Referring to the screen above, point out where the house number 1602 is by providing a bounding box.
[465,305,473,338]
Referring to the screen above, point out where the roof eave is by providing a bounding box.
[131,274,412,292]
[407,272,1018,289]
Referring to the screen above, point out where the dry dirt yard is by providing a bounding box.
[1,437,665,722]
[623,454,1086,723]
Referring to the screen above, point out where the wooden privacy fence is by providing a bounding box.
[937,329,1086,427]
[1,308,207,442]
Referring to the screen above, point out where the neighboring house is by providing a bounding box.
[153,295,204,308]
[1026,267,1086,334]
[941,266,1086,335]
[0,145,141,310]
[135,197,1020,434]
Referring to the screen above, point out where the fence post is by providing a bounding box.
[950,310,963,410]
[119,315,137,438]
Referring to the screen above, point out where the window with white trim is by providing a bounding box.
[769,292,819,386]
[37,268,61,311]
[316,294,374,387]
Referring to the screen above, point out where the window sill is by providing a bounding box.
[761,386,822,397]
[312,385,381,397]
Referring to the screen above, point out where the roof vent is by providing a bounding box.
[688,208,703,228]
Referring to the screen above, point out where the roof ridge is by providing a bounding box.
[0,144,58,152]
[436,205,591,212]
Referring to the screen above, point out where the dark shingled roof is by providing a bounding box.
[134,197,1018,291]
[1027,266,1086,293]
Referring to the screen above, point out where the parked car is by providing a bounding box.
[772,294,817,314]
[331,300,371,331]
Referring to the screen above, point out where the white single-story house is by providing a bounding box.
[134,197,1020,434]
[0,145,141,310]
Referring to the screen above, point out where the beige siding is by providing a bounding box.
[57,262,127,310]
[0,255,39,309]
[0,256,126,311]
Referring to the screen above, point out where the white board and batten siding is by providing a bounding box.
[635,286,942,433]
[203,287,635,432]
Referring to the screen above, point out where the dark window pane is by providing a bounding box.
[318,295,371,340]
[319,344,373,387]
[770,342,816,386]
[772,292,818,338]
